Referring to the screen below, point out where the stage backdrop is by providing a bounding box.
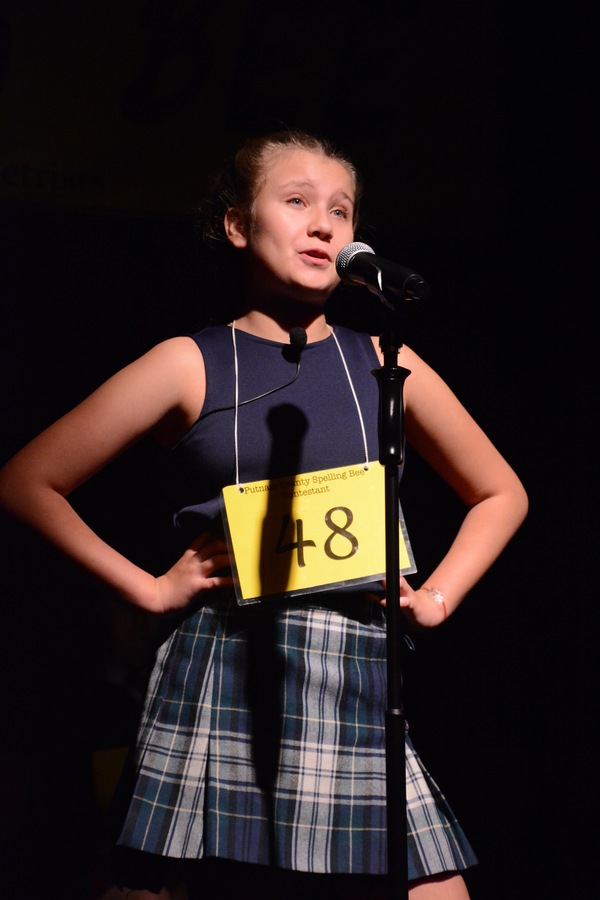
[0,0,404,213]
[0,0,507,238]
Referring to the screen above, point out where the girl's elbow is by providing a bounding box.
[511,480,529,528]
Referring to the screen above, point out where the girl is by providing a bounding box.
[0,130,528,899]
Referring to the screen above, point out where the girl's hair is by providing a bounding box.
[201,129,362,247]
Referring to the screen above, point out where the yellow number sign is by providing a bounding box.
[221,462,416,605]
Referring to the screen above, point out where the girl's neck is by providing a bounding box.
[232,309,331,344]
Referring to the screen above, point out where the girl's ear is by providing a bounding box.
[224,208,248,248]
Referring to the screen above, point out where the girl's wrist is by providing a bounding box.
[421,587,447,620]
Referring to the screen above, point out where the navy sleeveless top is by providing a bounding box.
[169,324,383,544]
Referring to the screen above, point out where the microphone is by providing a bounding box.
[201,327,308,419]
[336,242,430,303]
[288,326,308,358]
[241,326,307,402]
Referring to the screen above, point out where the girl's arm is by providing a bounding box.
[0,337,232,613]
[374,340,528,628]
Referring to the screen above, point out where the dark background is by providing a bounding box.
[0,3,594,899]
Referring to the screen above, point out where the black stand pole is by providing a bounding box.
[372,307,411,900]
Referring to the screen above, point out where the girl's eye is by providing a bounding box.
[332,208,349,219]
[288,197,304,206]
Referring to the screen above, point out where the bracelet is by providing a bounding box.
[422,587,447,620]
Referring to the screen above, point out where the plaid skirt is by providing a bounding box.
[115,593,477,881]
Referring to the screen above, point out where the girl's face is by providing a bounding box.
[226,148,356,306]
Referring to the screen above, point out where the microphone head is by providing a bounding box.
[289,327,308,352]
[335,242,375,278]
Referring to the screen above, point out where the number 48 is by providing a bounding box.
[275,507,359,567]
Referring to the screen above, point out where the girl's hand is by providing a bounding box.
[378,576,447,630]
[152,532,234,614]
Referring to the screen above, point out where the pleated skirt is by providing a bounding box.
[115,594,477,881]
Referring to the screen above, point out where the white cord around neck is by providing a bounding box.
[231,321,370,489]
[231,322,241,487]
[328,326,370,471]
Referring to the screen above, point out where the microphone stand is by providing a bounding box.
[372,302,411,900]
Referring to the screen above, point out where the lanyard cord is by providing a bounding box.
[328,325,370,471]
[231,321,370,489]
[231,322,241,488]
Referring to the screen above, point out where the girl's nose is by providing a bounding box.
[308,210,333,239]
